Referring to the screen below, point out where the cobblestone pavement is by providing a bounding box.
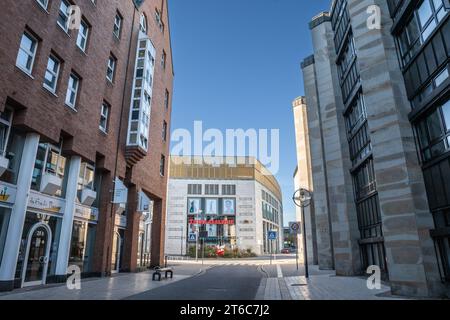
[259,265,405,300]
[0,264,206,300]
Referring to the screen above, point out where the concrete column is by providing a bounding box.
[122,185,140,272]
[0,132,39,291]
[309,15,362,276]
[348,0,445,297]
[302,59,334,269]
[55,156,81,279]
[91,171,114,277]
[151,197,166,267]
[293,97,318,265]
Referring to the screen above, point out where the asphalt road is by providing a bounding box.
[126,265,265,300]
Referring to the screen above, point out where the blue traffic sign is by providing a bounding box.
[188,233,197,242]
[268,231,277,240]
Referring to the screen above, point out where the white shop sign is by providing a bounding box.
[0,181,17,205]
[75,204,99,223]
[28,190,65,214]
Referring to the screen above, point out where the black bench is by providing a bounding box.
[152,267,173,281]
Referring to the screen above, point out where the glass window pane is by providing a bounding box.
[442,100,450,132]
[427,109,444,140]
[418,0,433,28]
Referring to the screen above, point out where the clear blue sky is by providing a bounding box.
[168,0,331,226]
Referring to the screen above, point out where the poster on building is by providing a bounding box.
[222,198,235,215]
[205,198,218,215]
[187,198,201,214]
[207,223,217,237]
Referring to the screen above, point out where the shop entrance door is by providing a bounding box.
[22,223,52,287]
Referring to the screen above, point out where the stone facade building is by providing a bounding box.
[300,0,449,297]
[292,97,318,265]
[0,0,173,291]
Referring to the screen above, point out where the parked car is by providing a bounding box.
[281,248,291,254]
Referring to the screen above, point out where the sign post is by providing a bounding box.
[268,231,277,265]
[289,222,301,270]
[292,189,312,279]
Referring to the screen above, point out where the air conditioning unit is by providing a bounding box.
[80,188,97,206]
[40,173,62,195]
[0,155,9,176]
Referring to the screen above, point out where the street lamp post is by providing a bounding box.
[293,188,312,279]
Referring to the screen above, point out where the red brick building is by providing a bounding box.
[0,0,173,291]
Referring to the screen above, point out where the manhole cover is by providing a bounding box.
[291,284,307,287]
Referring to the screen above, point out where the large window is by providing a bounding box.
[0,110,24,185]
[416,99,450,162]
[187,184,202,195]
[43,55,61,93]
[397,0,449,66]
[16,32,37,75]
[65,73,79,108]
[78,162,95,191]
[0,208,11,266]
[222,184,236,196]
[76,20,89,52]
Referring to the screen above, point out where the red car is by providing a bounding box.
[281,248,291,254]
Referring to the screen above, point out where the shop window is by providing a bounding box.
[0,207,11,266]
[31,141,67,196]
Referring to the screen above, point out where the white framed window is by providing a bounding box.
[113,13,122,38]
[36,0,49,10]
[76,20,89,52]
[65,73,79,108]
[43,55,60,93]
[140,13,147,33]
[57,0,71,32]
[106,55,116,82]
[16,32,38,75]
[90,0,96,5]
[99,102,110,132]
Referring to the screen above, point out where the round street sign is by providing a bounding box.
[289,222,301,234]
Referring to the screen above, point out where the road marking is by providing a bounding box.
[277,264,283,278]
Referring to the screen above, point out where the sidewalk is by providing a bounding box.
[257,265,405,300]
[0,264,205,300]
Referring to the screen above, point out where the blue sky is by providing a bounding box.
[167,0,331,225]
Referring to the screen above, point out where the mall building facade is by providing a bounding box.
[165,156,284,256]
[0,0,173,291]
[300,0,449,297]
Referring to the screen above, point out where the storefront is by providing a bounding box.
[14,190,64,287]
[186,197,237,249]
